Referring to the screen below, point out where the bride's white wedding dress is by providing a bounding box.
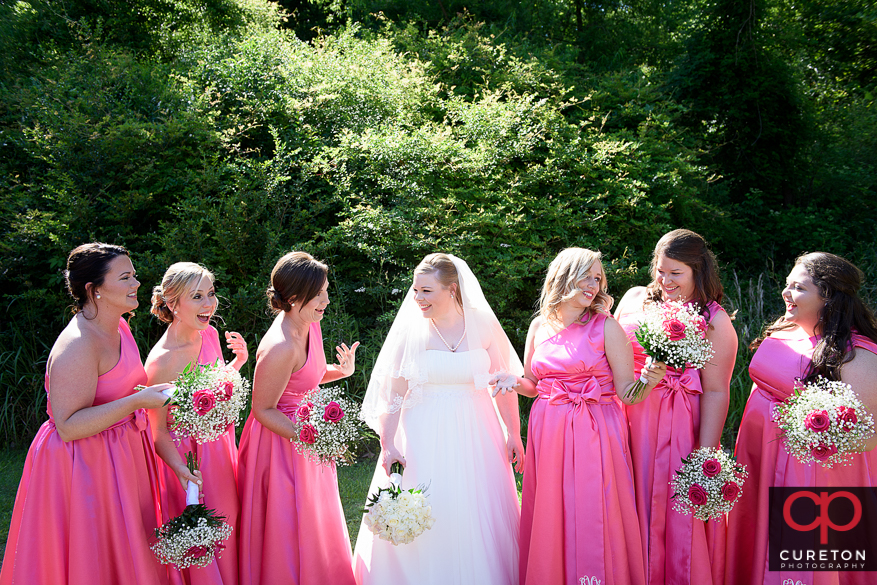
[352,348,520,585]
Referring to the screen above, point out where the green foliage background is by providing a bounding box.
[0,0,875,448]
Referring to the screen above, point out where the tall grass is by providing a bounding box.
[0,327,49,449]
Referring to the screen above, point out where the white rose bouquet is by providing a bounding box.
[363,462,435,545]
[772,376,875,468]
[669,446,748,521]
[625,300,715,401]
[289,385,363,466]
[144,359,250,444]
[151,453,233,569]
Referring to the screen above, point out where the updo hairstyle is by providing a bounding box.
[539,247,612,323]
[414,253,463,309]
[151,262,215,324]
[64,243,130,315]
[267,252,328,313]
[645,228,724,310]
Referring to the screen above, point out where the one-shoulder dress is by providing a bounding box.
[0,318,167,585]
[160,325,239,585]
[352,348,520,585]
[520,313,646,585]
[619,301,726,585]
[236,321,356,585]
[725,331,877,585]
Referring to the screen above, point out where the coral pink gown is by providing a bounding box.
[619,301,726,585]
[520,313,646,585]
[237,321,356,585]
[0,318,167,585]
[160,326,239,585]
[725,331,877,585]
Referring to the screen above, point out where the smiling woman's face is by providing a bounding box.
[782,263,825,335]
[654,254,695,302]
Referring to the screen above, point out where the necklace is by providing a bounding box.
[430,318,467,352]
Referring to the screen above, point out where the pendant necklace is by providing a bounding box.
[430,318,467,352]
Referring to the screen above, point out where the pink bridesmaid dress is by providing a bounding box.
[160,325,239,585]
[619,301,725,585]
[236,321,356,585]
[0,318,167,585]
[725,332,877,585]
[520,313,646,585]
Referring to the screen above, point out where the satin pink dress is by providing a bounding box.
[619,301,726,585]
[725,331,877,585]
[236,321,356,585]
[0,318,167,585]
[160,326,239,585]
[520,313,646,585]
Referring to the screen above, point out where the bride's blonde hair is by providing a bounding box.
[414,253,463,310]
[539,248,612,323]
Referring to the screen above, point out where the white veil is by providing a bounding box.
[360,255,524,433]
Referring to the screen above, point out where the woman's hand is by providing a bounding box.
[489,372,518,397]
[171,463,203,492]
[334,341,361,377]
[225,331,249,370]
[137,383,175,409]
[380,443,407,475]
[507,435,525,473]
[639,359,668,388]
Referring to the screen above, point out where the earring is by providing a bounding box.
[174,310,178,315]
[95,292,101,299]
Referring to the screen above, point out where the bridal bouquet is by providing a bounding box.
[290,385,362,466]
[151,453,233,569]
[363,463,435,545]
[772,376,875,468]
[624,300,715,401]
[156,359,251,444]
[670,447,748,521]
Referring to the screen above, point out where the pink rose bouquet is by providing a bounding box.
[151,453,232,569]
[625,300,715,401]
[289,385,363,466]
[772,376,875,468]
[150,359,251,444]
[670,446,748,521]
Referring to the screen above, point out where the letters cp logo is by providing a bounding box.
[783,490,862,545]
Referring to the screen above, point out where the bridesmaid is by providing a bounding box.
[725,252,877,585]
[237,251,360,585]
[614,229,737,585]
[494,247,666,585]
[0,243,179,585]
[145,262,248,585]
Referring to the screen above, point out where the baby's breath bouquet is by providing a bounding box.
[162,359,250,444]
[151,453,232,570]
[290,385,362,466]
[772,377,875,468]
[625,300,715,401]
[363,462,435,545]
[669,447,748,521]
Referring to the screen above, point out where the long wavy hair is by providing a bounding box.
[751,252,877,382]
[645,229,724,317]
[539,248,613,324]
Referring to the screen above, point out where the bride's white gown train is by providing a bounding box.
[353,348,520,585]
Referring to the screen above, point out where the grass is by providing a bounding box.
[0,448,27,555]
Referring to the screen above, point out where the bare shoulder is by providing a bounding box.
[255,322,296,366]
[48,317,99,373]
[614,286,647,319]
[844,348,877,382]
[145,339,191,385]
[706,308,737,338]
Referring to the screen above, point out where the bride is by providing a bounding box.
[353,253,524,585]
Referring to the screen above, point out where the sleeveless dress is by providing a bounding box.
[520,313,646,585]
[160,325,239,585]
[352,348,520,585]
[725,332,877,585]
[619,301,726,585]
[0,318,167,585]
[236,321,356,585]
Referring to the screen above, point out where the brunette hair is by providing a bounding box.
[414,253,463,310]
[267,252,328,313]
[64,243,130,316]
[539,248,613,323]
[645,229,724,315]
[151,262,215,324]
[752,252,877,382]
